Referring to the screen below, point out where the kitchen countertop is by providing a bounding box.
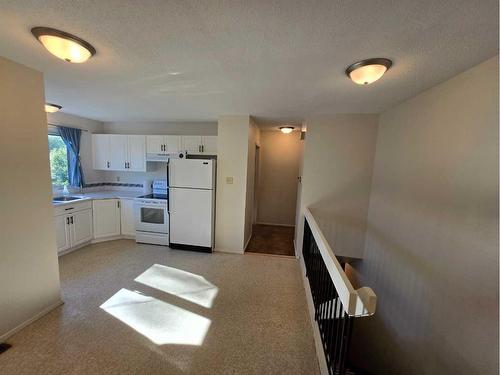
[52,190,143,206]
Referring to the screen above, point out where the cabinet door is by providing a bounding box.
[108,135,128,171]
[54,215,71,253]
[120,199,135,236]
[71,209,93,247]
[202,136,218,154]
[165,135,181,153]
[146,135,165,155]
[181,136,202,154]
[93,199,121,239]
[128,135,146,172]
[92,135,109,170]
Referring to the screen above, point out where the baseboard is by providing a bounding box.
[91,235,128,244]
[58,241,91,257]
[0,299,64,342]
[299,256,329,375]
[256,221,295,227]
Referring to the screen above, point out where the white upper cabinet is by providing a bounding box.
[180,135,217,155]
[127,135,146,171]
[109,135,128,170]
[202,136,218,154]
[165,136,181,153]
[93,134,146,171]
[92,134,110,170]
[146,135,165,155]
[181,136,203,154]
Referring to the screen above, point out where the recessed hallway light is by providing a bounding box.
[31,27,96,63]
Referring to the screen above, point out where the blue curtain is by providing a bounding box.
[58,126,85,187]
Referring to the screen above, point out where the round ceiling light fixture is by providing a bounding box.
[346,58,392,85]
[45,103,62,113]
[31,27,96,63]
[279,126,294,134]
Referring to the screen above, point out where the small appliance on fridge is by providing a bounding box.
[169,159,215,252]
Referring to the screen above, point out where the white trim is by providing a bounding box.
[0,300,64,342]
[304,208,376,317]
[244,234,252,251]
[300,256,329,375]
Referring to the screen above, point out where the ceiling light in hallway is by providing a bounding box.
[45,103,62,113]
[31,27,96,63]
[280,126,294,134]
[346,58,392,85]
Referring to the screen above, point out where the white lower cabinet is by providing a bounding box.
[54,203,93,254]
[93,199,121,239]
[120,198,135,236]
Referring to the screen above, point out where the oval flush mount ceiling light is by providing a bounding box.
[31,27,96,63]
[280,126,294,134]
[45,103,62,113]
[346,58,392,85]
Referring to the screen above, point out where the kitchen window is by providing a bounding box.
[48,133,69,187]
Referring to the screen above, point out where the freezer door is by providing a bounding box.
[169,159,214,189]
[169,188,213,248]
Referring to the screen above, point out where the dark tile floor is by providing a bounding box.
[246,224,296,256]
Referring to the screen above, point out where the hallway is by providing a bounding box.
[246,224,296,256]
[0,240,317,374]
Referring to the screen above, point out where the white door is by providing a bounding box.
[108,135,128,171]
[146,135,165,155]
[165,135,181,153]
[181,136,202,154]
[169,188,213,247]
[93,199,121,239]
[92,134,109,170]
[169,159,214,189]
[120,199,136,236]
[54,214,71,253]
[128,135,146,171]
[71,209,93,247]
[202,136,218,154]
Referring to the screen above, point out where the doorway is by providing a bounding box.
[246,129,302,257]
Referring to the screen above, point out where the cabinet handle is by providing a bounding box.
[124,161,127,169]
[198,145,201,153]
[70,216,74,224]
[202,145,204,152]
[107,161,110,168]
[118,201,120,208]
[66,217,70,225]
[127,162,130,169]
[163,144,167,152]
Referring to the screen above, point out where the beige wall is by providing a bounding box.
[0,58,61,339]
[352,56,499,374]
[244,118,260,245]
[215,115,250,253]
[47,112,105,185]
[257,130,301,226]
[297,114,379,258]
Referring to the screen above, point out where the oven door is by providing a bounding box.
[134,201,168,233]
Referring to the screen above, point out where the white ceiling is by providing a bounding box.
[0,0,497,124]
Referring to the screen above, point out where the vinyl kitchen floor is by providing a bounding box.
[0,240,318,375]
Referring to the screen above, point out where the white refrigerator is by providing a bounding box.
[168,159,215,252]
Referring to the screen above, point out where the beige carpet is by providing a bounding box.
[0,240,318,374]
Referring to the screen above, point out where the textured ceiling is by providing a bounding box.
[0,0,497,123]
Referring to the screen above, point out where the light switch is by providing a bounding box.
[226,176,234,184]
